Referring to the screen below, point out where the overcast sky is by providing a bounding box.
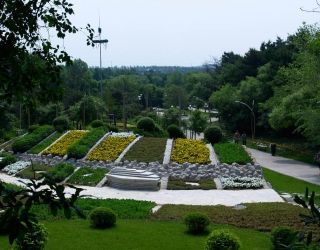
[58,0,320,67]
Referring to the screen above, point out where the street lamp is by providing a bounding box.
[235,100,255,143]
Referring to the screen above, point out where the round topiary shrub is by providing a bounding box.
[204,126,223,144]
[137,117,155,132]
[52,115,70,132]
[90,207,117,229]
[167,124,186,139]
[109,125,119,132]
[184,212,210,233]
[205,229,241,250]
[28,125,40,133]
[91,120,104,128]
[14,223,48,250]
[270,226,294,249]
[0,153,17,170]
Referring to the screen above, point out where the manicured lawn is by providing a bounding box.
[67,167,108,186]
[0,219,274,250]
[15,164,51,180]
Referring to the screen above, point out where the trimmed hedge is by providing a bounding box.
[67,127,106,159]
[11,125,55,153]
[52,115,70,132]
[204,126,223,144]
[91,120,104,128]
[167,124,185,139]
[137,117,155,132]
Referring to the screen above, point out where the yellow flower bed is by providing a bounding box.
[170,138,210,164]
[86,135,136,161]
[42,130,88,156]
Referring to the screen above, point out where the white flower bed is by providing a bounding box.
[221,176,263,189]
[109,132,136,138]
[2,161,31,175]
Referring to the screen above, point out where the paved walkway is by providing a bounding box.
[247,148,320,185]
[2,147,317,207]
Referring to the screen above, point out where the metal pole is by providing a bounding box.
[235,100,255,143]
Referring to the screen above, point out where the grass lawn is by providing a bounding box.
[262,167,320,204]
[0,219,273,250]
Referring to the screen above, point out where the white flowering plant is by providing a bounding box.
[221,176,263,189]
[109,132,136,138]
[2,161,31,175]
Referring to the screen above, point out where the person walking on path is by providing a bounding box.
[234,130,240,144]
[241,132,247,146]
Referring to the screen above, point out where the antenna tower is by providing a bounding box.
[93,16,108,99]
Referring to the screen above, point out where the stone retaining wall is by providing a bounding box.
[16,153,263,180]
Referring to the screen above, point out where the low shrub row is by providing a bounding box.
[45,162,75,182]
[67,128,107,159]
[11,125,55,153]
[27,132,64,154]
[214,142,254,165]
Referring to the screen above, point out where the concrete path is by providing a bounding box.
[247,148,320,185]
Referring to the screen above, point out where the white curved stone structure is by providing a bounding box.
[106,167,160,191]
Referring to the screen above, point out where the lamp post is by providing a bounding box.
[235,100,255,143]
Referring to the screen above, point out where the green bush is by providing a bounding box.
[109,125,119,132]
[270,226,295,249]
[90,207,117,228]
[14,223,48,250]
[137,117,155,132]
[204,126,223,144]
[0,152,17,170]
[11,125,55,153]
[28,125,40,133]
[184,212,210,233]
[91,120,104,128]
[67,127,106,159]
[205,229,241,250]
[132,128,168,138]
[46,162,75,182]
[167,124,185,139]
[52,115,70,132]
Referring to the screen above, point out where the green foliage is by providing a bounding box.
[161,107,179,128]
[189,109,208,136]
[52,116,70,132]
[28,132,64,154]
[67,167,108,186]
[167,124,186,139]
[46,162,75,182]
[214,142,254,164]
[11,125,55,153]
[205,229,241,250]
[270,226,295,249]
[0,153,17,170]
[133,127,168,138]
[28,125,40,133]
[0,175,86,245]
[137,117,156,132]
[0,0,94,106]
[67,127,106,159]
[204,126,223,144]
[183,212,210,233]
[14,223,48,250]
[121,137,167,163]
[91,120,104,128]
[90,207,117,228]
[109,125,119,132]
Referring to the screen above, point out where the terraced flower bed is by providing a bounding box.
[67,167,109,186]
[170,138,210,164]
[42,130,88,157]
[28,132,64,154]
[86,133,137,161]
[121,137,167,163]
[2,161,31,175]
